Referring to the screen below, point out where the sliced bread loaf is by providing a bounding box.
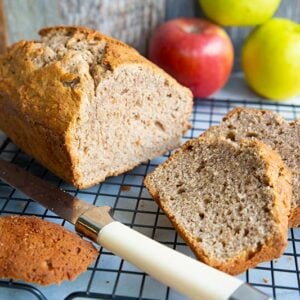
[0,215,98,285]
[144,137,291,275]
[203,108,300,227]
[0,26,192,188]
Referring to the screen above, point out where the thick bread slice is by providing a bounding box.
[0,26,192,188]
[0,216,98,285]
[145,137,291,275]
[203,108,300,227]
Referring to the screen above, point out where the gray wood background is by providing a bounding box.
[2,0,300,71]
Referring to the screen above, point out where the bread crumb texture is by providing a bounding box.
[0,26,192,188]
[0,215,98,285]
[203,108,300,227]
[145,137,291,275]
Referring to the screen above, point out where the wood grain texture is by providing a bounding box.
[4,0,165,55]
[166,0,200,19]
[0,0,7,53]
[3,0,300,71]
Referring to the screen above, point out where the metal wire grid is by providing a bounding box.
[0,98,300,300]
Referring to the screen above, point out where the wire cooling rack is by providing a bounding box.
[0,98,300,300]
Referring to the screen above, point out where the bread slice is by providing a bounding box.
[0,216,98,285]
[145,137,291,275]
[0,26,192,188]
[203,108,300,227]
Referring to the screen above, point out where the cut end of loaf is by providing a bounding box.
[145,137,291,275]
[72,64,192,188]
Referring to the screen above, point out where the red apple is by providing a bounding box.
[148,18,234,98]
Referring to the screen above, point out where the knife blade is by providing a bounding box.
[0,158,92,224]
[0,158,272,300]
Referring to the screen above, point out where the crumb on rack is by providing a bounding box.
[121,185,131,192]
[263,277,269,284]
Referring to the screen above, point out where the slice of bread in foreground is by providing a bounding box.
[203,108,300,227]
[0,216,98,285]
[145,137,291,275]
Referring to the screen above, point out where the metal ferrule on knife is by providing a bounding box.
[75,206,114,242]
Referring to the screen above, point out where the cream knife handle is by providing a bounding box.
[98,221,242,300]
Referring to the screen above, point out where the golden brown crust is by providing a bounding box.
[288,208,300,227]
[0,93,75,184]
[0,215,98,285]
[145,137,291,275]
[39,26,188,85]
[222,107,286,124]
[0,26,192,188]
[39,26,130,47]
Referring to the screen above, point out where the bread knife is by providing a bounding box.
[0,158,272,300]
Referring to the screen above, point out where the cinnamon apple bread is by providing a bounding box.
[145,137,291,275]
[203,108,300,227]
[0,26,192,188]
[0,215,98,285]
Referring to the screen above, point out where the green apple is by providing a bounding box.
[199,0,281,26]
[242,18,300,100]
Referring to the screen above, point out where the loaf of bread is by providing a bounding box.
[145,137,291,275]
[0,215,98,285]
[0,26,192,188]
[203,108,300,227]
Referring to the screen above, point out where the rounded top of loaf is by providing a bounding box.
[0,26,192,136]
[39,25,131,49]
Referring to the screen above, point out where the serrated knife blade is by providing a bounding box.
[0,158,92,224]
